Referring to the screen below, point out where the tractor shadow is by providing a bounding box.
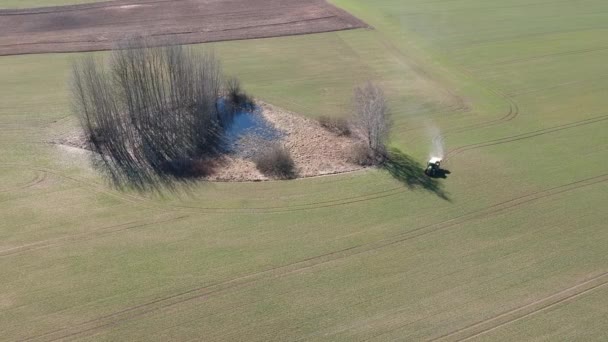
[382,148,451,201]
[431,169,451,179]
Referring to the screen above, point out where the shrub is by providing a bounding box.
[253,144,296,179]
[348,143,378,166]
[318,115,351,136]
[225,76,254,110]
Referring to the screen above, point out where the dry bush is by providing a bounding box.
[225,76,253,111]
[348,143,377,166]
[352,81,392,163]
[318,115,351,136]
[253,144,296,179]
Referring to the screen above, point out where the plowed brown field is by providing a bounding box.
[0,0,367,56]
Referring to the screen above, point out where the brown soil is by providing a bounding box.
[0,0,368,56]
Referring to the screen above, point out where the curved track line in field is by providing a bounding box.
[0,215,188,258]
[0,170,46,193]
[0,162,407,213]
[0,164,168,212]
[21,174,608,342]
[441,85,519,137]
[445,114,608,161]
[0,162,411,214]
[431,272,608,342]
[442,35,608,142]
[377,29,521,140]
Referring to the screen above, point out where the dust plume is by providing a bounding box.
[425,121,444,160]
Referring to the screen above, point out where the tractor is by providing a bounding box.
[424,157,442,177]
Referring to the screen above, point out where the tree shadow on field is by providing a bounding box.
[90,152,220,195]
[383,148,451,201]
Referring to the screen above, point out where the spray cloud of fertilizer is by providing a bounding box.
[425,121,445,160]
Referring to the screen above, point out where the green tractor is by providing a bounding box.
[424,157,442,177]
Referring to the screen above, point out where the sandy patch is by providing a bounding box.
[261,101,362,176]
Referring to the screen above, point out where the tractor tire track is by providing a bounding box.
[0,162,414,214]
[298,244,564,342]
[21,173,608,342]
[0,170,46,193]
[356,215,607,342]
[165,186,409,214]
[508,72,608,97]
[442,87,519,136]
[0,164,169,212]
[440,39,608,142]
[445,114,608,161]
[431,271,608,342]
[0,162,409,213]
[468,45,608,72]
[380,30,521,140]
[0,215,188,258]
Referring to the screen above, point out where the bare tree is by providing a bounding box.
[71,38,226,187]
[352,81,392,162]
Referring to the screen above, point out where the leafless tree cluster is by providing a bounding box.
[72,39,227,187]
[352,81,392,163]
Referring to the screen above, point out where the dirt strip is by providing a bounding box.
[0,0,368,56]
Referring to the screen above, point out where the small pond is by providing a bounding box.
[217,99,282,155]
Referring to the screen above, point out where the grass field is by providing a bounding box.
[1,0,608,340]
